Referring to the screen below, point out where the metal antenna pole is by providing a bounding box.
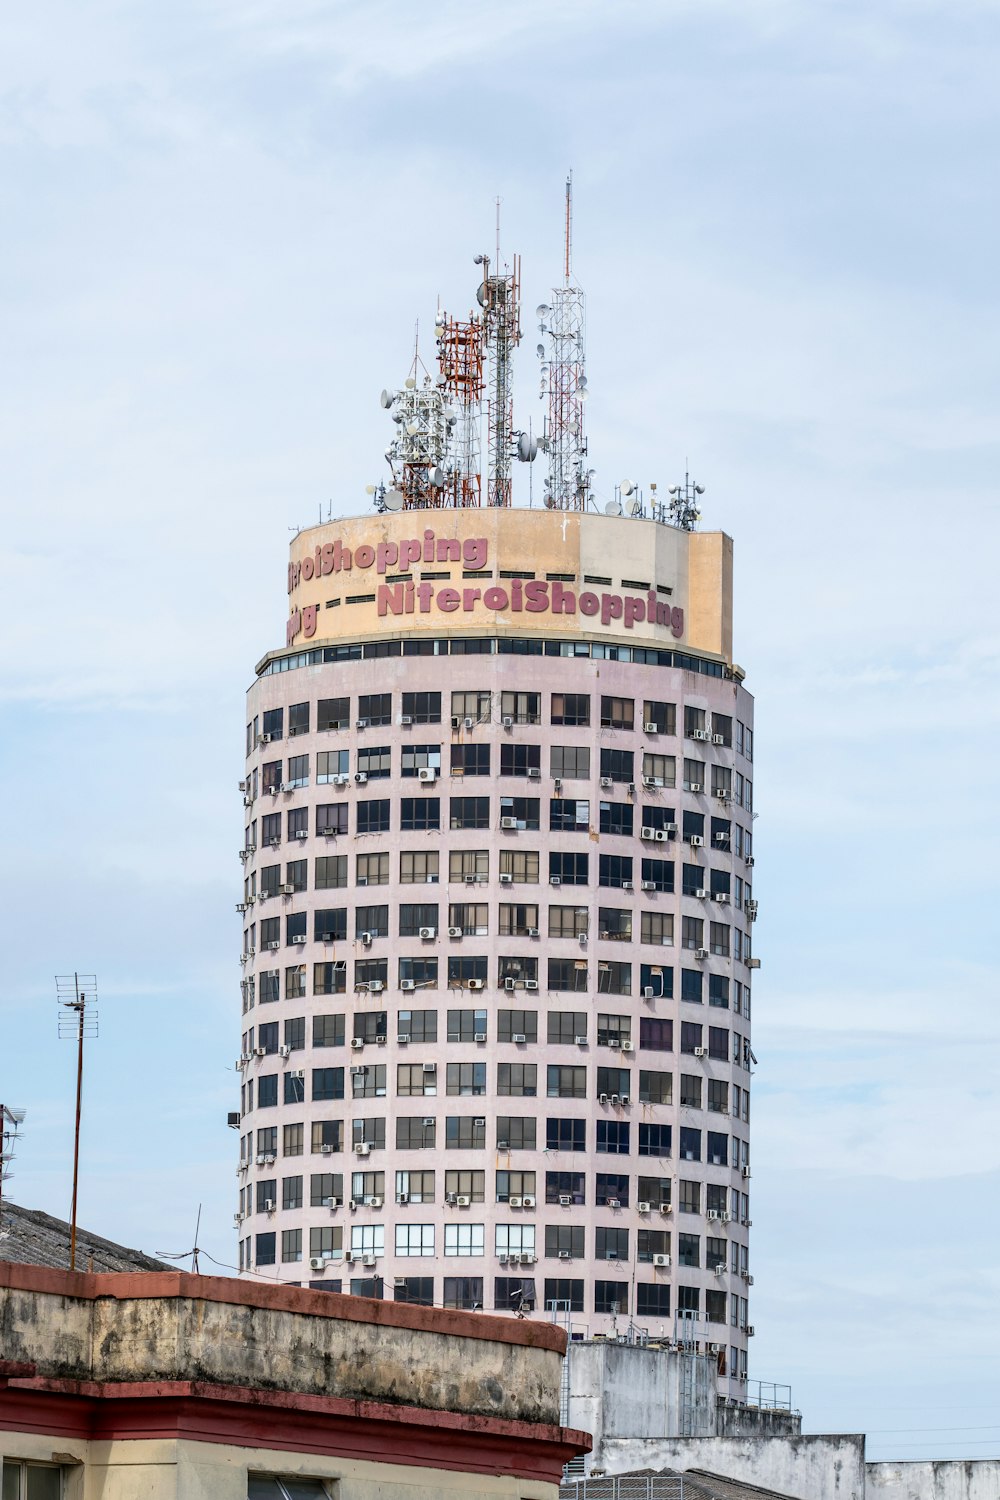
[0,1104,27,1238]
[57,974,98,1271]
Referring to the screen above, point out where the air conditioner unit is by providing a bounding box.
[714,893,730,904]
[355,1143,371,1157]
[396,1032,410,1043]
[399,714,413,726]
[504,977,517,993]
[323,1196,341,1209]
[644,722,658,734]
[263,1199,274,1213]
[642,776,660,790]
[610,1094,621,1106]
[640,827,656,841]
[447,926,463,938]
[526,767,541,782]
[511,1032,528,1045]
[653,1253,671,1267]
[343,1251,355,1264]
[422,1116,435,1126]
[350,1064,366,1076]
[621,880,634,892]
[333,773,349,786]
[599,1092,609,1104]
[694,1046,708,1057]
[474,1117,486,1127]
[351,1038,365,1051]
[574,1034,588,1046]
[713,733,725,745]
[689,835,704,848]
[746,854,755,867]
[421,1063,436,1075]
[549,875,562,886]
[642,986,656,1000]
[354,772,368,785]
[746,1326,755,1337]
[264,940,279,950]
[518,1253,536,1265]
[694,888,708,900]
[654,829,669,842]
[396,1192,409,1204]
[607,1039,621,1050]
[692,729,710,741]
[527,928,539,939]
[607,1198,621,1210]
[289,1069,304,1082]
[557,1249,573,1261]
[400,980,416,992]
[499,872,513,885]
[469,982,485,995]
[500,816,518,830]
[291,934,307,945]
[254,1046,266,1057]
[636,1201,652,1213]
[747,958,761,970]
[695,947,709,959]
[321,1143,335,1154]
[503,715,514,729]
[600,776,613,788]
[455,1195,471,1208]
[309,1257,326,1270]
[620,1040,634,1053]
[236,901,248,914]
[659,1203,672,1214]
[356,718,369,729]
[362,1255,377,1268]
[742,1165,752,1178]
[418,768,437,783]
[463,716,475,730]
[689,782,703,793]
[641,880,656,892]
[368,1197,383,1210]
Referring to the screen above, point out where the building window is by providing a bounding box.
[547,1065,587,1099]
[447,1061,487,1096]
[594,1280,628,1314]
[445,1116,487,1150]
[395,1223,435,1257]
[551,797,590,833]
[497,1061,537,1095]
[549,851,589,887]
[643,700,676,736]
[496,1116,536,1150]
[545,1224,585,1258]
[402,690,441,724]
[446,1169,486,1202]
[497,1011,538,1043]
[548,958,588,991]
[444,1224,485,1257]
[450,796,490,830]
[636,1283,671,1317]
[315,852,348,886]
[442,1275,483,1309]
[547,1010,586,1044]
[551,693,590,726]
[639,1123,672,1158]
[396,1116,436,1149]
[451,690,492,723]
[543,1277,584,1312]
[400,850,440,883]
[313,962,347,997]
[394,1275,435,1305]
[599,854,633,889]
[357,799,390,835]
[1,1464,63,1500]
[501,690,540,724]
[499,795,540,830]
[500,743,541,777]
[545,1171,585,1205]
[317,749,349,782]
[551,744,590,779]
[600,748,634,784]
[548,905,588,940]
[499,848,539,883]
[451,743,491,777]
[358,693,391,726]
[600,696,634,730]
[546,1117,586,1151]
[596,1226,629,1261]
[398,1008,437,1043]
[401,743,442,777]
[596,1120,630,1154]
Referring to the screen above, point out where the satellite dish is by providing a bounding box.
[429,467,445,487]
[405,421,420,436]
[476,283,486,306]
[364,484,376,496]
[668,485,680,496]
[695,484,706,495]
[620,480,634,497]
[577,388,588,401]
[536,304,550,317]
[383,490,404,512]
[379,390,394,409]
[404,377,416,390]
[625,496,642,517]
[605,499,623,517]
[516,433,538,463]
[536,344,545,357]
[577,376,588,390]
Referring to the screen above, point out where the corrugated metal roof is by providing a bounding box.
[0,1200,170,1273]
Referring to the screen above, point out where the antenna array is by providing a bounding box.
[478,250,522,508]
[537,174,591,512]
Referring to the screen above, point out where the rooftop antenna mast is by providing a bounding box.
[538,173,591,511]
[478,200,522,507]
[434,292,485,508]
[0,1104,27,1240]
[56,973,98,1271]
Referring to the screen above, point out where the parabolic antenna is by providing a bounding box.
[620,480,634,497]
[605,499,623,517]
[406,421,420,436]
[516,433,538,463]
[577,387,588,401]
[365,484,376,496]
[379,390,394,409]
[383,490,404,512]
[404,377,417,390]
[536,304,551,317]
[429,466,445,487]
[536,344,545,358]
[625,496,642,517]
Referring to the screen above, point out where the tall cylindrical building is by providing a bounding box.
[237,507,756,1389]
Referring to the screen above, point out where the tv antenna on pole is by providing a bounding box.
[157,1203,204,1274]
[56,973,98,1271]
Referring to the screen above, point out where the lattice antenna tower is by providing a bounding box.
[434,298,485,508]
[537,174,591,511]
[477,208,522,508]
[375,325,454,512]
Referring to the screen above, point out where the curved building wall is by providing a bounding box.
[237,509,756,1393]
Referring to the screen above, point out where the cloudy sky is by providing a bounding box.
[2,0,998,1464]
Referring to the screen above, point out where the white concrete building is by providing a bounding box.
[236,506,757,1395]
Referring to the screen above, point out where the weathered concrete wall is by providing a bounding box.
[0,1267,563,1425]
[866,1460,1000,1500]
[596,1434,866,1500]
[567,1342,718,1448]
[716,1404,803,1438]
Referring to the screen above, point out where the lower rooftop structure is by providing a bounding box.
[0,1261,589,1499]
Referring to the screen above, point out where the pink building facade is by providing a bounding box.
[237,508,757,1393]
